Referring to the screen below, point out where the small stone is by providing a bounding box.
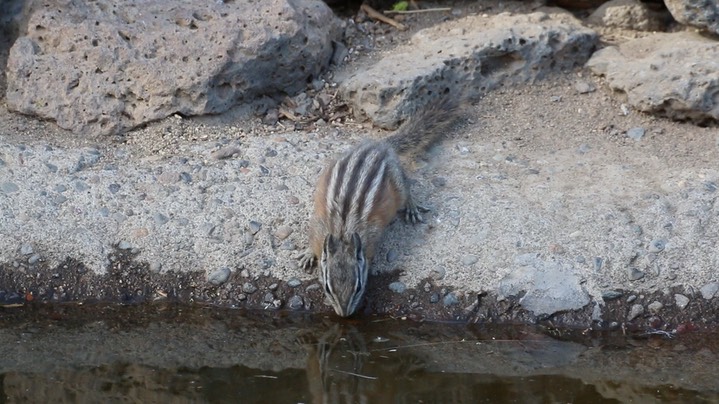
[388,282,406,293]
[54,184,67,193]
[149,261,162,273]
[263,109,279,125]
[19,243,33,256]
[626,294,637,303]
[1,182,19,193]
[237,293,247,301]
[279,240,296,250]
[249,221,262,234]
[288,295,304,310]
[263,292,275,303]
[118,241,132,250]
[575,80,596,94]
[74,181,88,192]
[28,254,41,265]
[242,282,258,294]
[626,127,645,141]
[99,207,110,217]
[274,225,293,240]
[305,283,321,292]
[593,257,604,271]
[386,249,399,263]
[674,294,690,310]
[548,243,565,254]
[243,232,254,246]
[429,267,446,280]
[461,254,479,266]
[211,145,242,160]
[628,268,644,281]
[550,95,562,102]
[264,148,278,157]
[602,290,623,301]
[647,239,666,253]
[700,282,719,300]
[429,292,440,304]
[431,177,447,187]
[647,301,663,314]
[577,143,591,154]
[268,283,279,291]
[180,172,192,183]
[240,269,250,278]
[158,171,180,184]
[153,213,170,226]
[628,304,644,321]
[208,267,231,286]
[704,181,718,193]
[423,282,431,292]
[53,194,68,205]
[443,292,460,306]
[108,183,121,194]
[287,278,302,288]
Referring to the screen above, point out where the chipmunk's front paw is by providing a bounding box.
[404,201,429,224]
[298,249,317,274]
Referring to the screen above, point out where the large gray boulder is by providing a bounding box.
[665,0,719,34]
[339,9,598,129]
[5,0,342,136]
[586,32,719,124]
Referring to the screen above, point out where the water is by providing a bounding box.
[0,304,717,403]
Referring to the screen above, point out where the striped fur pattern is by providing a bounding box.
[299,96,461,317]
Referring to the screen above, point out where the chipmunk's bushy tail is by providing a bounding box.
[385,95,463,156]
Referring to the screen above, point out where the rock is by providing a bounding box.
[6,0,342,135]
[430,267,446,280]
[647,301,663,314]
[19,243,33,256]
[274,225,293,240]
[700,282,719,300]
[0,182,19,193]
[628,303,644,321]
[587,32,719,125]
[587,0,660,31]
[602,290,623,301]
[208,267,231,286]
[461,254,479,266]
[626,127,645,141]
[443,292,460,306]
[498,254,590,316]
[665,0,719,34]
[388,282,407,294]
[288,295,304,310]
[386,249,399,263]
[287,278,302,288]
[575,80,596,94]
[242,282,258,294]
[340,10,597,129]
[211,146,242,160]
[248,221,262,235]
[647,239,666,253]
[628,267,645,281]
[675,294,690,310]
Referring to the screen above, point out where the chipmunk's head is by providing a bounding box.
[320,232,368,317]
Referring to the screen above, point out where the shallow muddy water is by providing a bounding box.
[0,304,717,403]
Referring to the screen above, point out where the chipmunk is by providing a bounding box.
[299,96,461,317]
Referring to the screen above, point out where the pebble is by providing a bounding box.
[74,181,88,192]
[158,171,180,184]
[627,304,644,321]
[20,243,33,255]
[674,294,690,310]
[263,292,275,303]
[54,184,67,193]
[700,282,719,299]
[443,292,460,306]
[249,221,262,235]
[239,269,250,278]
[626,127,645,141]
[429,292,440,304]
[386,249,399,263]
[28,254,41,265]
[647,301,663,314]
[430,267,446,280]
[388,282,406,293]
[626,294,637,303]
[180,172,192,183]
[431,177,447,187]
[287,278,302,288]
[704,181,717,193]
[274,225,293,240]
[99,207,110,217]
[288,295,304,310]
[647,239,666,253]
[243,232,254,246]
[118,241,132,250]
[149,261,162,273]
[237,293,247,301]
[208,267,231,286]
[575,80,596,94]
[108,183,121,194]
[593,257,604,271]
[306,284,321,292]
[461,254,479,266]
[628,268,644,281]
[211,145,242,160]
[1,182,19,193]
[153,213,170,226]
[242,282,258,294]
[279,240,295,250]
[601,290,623,301]
[577,143,590,154]
[53,194,68,205]
[45,163,57,172]
[550,95,562,102]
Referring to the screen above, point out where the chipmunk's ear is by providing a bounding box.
[323,234,337,255]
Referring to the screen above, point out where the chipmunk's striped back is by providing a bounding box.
[300,96,462,317]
